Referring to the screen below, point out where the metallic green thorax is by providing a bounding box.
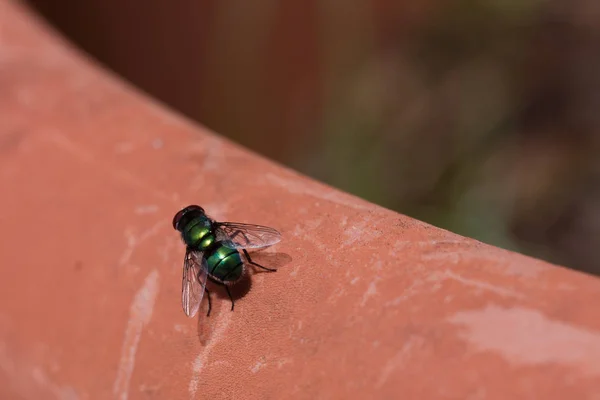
[181,215,243,282]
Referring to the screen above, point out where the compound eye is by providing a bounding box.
[172,205,205,229]
[172,209,186,229]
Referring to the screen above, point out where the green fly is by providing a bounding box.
[172,205,282,318]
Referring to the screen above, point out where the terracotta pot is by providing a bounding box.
[2,1,600,399]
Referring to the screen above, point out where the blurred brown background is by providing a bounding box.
[26,0,600,274]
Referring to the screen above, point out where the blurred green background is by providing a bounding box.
[27,0,600,274]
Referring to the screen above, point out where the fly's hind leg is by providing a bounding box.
[208,277,236,312]
[225,286,234,311]
[204,288,212,317]
[243,249,276,272]
[216,282,235,311]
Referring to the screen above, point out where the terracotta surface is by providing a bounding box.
[2,1,600,399]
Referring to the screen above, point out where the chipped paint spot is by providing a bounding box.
[189,313,232,398]
[449,305,600,376]
[113,269,160,400]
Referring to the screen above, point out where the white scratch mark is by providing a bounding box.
[443,270,524,299]
[266,173,374,211]
[327,286,346,303]
[360,279,379,306]
[119,232,136,267]
[113,269,160,400]
[350,277,360,285]
[119,221,166,267]
[200,138,225,171]
[342,217,383,248]
[384,279,425,307]
[0,341,80,399]
[189,313,232,398]
[449,305,600,376]
[250,358,267,373]
[134,205,159,215]
[343,225,364,247]
[174,324,188,334]
[289,264,301,278]
[376,336,425,388]
[31,367,79,400]
[277,358,293,369]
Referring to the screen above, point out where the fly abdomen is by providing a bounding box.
[206,245,244,283]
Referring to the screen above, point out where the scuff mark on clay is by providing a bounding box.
[360,279,380,307]
[119,221,166,267]
[443,270,524,299]
[189,313,232,398]
[250,357,267,374]
[113,269,160,400]
[376,336,425,388]
[266,173,374,212]
[449,305,600,376]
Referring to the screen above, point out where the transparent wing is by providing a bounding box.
[181,249,208,318]
[214,222,282,250]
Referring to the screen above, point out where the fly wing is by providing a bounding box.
[214,222,282,250]
[181,249,208,318]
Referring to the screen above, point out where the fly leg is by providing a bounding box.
[229,229,255,247]
[243,249,276,272]
[208,278,236,312]
[225,285,234,311]
[204,288,212,317]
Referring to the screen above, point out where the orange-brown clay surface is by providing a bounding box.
[2,1,600,399]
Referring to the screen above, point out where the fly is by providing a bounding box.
[172,205,282,318]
